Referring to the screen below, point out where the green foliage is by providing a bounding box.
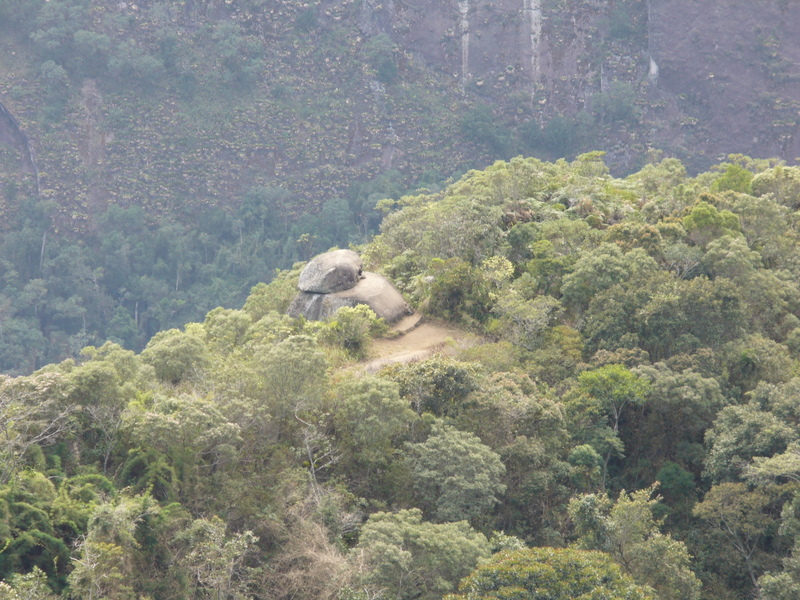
[561,244,658,312]
[577,364,650,433]
[210,21,264,89]
[630,362,724,473]
[174,515,259,600]
[758,491,800,599]
[364,34,397,84]
[407,424,506,523]
[381,356,478,417]
[492,291,563,351]
[319,305,388,359]
[693,482,790,592]
[461,104,514,158]
[0,0,44,33]
[356,508,490,600]
[703,382,800,483]
[567,365,650,487]
[140,329,209,384]
[333,375,415,491]
[0,371,73,484]
[422,258,492,323]
[569,487,701,600]
[0,473,70,591]
[249,334,329,444]
[683,199,741,247]
[751,165,800,208]
[4,152,800,599]
[128,392,241,505]
[108,42,166,91]
[712,163,755,194]
[0,567,58,599]
[243,268,302,320]
[445,547,654,600]
[592,81,639,124]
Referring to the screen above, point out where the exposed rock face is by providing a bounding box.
[649,0,800,164]
[297,249,363,294]
[357,0,800,172]
[0,101,39,192]
[289,254,412,323]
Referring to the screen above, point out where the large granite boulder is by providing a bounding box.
[288,272,412,323]
[297,249,363,294]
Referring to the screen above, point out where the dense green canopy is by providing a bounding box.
[2,154,800,600]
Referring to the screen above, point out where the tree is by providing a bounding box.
[174,516,258,600]
[202,308,252,354]
[592,81,639,124]
[364,33,397,84]
[578,365,650,435]
[491,291,563,351]
[0,567,58,600]
[712,163,754,194]
[722,334,796,393]
[378,194,504,266]
[0,472,71,591]
[242,267,302,320]
[716,192,793,270]
[751,165,800,209]
[582,272,745,360]
[454,373,572,539]
[0,372,74,484]
[443,547,654,600]
[210,20,264,89]
[251,334,328,443]
[140,328,209,384]
[758,491,800,600]
[355,508,490,600]
[703,400,797,483]
[701,235,761,280]
[568,365,650,487]
[693,482,786,591]
[569,487,701,600]
[560,245,658,313]
[629,362,724,478]
[319,305,388,359]
[407,424,506,523]
[67,494,162,600]
[128,392,241,507]
[332,375,415,496]
[682,199,741,248]
[746,442,800,484]
[460,104,514,158]
[382,357,478,417]
[422,258,492,323]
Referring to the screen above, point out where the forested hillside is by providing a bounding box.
[3,153,800,599]
[1,0,799,372]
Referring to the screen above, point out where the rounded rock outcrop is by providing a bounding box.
[288,251,412,324]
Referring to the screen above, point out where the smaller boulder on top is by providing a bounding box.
[297,249,363,294]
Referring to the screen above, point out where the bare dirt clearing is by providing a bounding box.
[362,318,479,373]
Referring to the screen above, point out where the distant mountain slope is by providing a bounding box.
[1,0,797,229]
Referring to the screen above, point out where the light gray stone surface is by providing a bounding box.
[288,272,411,323]
[297,249,363,293]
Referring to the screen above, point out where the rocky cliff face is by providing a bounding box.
[1,0,797,230]
[367,0,604,99]
[650,0,800,166]
[360,0,800,173]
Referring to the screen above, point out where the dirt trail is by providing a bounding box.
[362,319,477,373]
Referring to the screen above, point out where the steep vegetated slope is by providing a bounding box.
[0,0,798,371]
[3,154,800,600]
